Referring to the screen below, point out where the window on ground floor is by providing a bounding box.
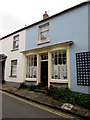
[26,55,37,78]
[11,60,17,77]
[52,50,67,79]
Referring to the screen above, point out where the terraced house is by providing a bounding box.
[0,28,26,85]
[0,1,90,94]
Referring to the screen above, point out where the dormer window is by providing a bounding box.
[38,23,50,44]
[13,35,19,50]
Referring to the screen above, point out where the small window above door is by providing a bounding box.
[41,53,48,61]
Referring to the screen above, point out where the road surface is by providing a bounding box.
[0,91,81,119]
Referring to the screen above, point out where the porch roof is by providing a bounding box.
[21,41,74,54]
[0,54,7,61]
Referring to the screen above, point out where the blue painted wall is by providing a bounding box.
[26,4,89,94]
[88,4,90,51]
[69,5,89,94]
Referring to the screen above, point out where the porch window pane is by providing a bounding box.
[52,50,67,79]
[26,55,37,78]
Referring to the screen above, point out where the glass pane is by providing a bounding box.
[55,58,57,65]
[15,41,19,48]
[63,58,66,64]
[40,24,49,32]
[13,40,19,49]
[12,66,16,75]
[34,55,37,61]
[52,50,67,80]
[33,66,37,78]
[13,41,16,49]
[14,35,19,41]
[62,65,67,79]
[31,56,33,66]
[59,57,62,64]
[63,51,66,58]
[41,54,48,60]
[34,60,37,66]
[12,60,17,65]
[52,53,54,58]
[41,31,49,40]
[55,52,57,59]
[44,25,49,31]
[26,55,37,78]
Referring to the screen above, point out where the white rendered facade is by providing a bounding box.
[1,30,26,84]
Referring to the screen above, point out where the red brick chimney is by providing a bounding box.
[43,11,49,19]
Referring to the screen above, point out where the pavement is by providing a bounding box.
[0,83,90,119]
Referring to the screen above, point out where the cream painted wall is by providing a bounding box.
[1,30,26,83]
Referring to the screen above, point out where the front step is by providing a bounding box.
[34,86,46,93]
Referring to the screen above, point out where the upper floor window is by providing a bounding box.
[38,23,49,44]
[13,35,19,50]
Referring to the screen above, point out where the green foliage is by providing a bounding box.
[28,85,36,91]
[18,82,27,89]
[46,85,90,109]
[46,85,55,96]
[2,79,5,84]
[34,89,41,92]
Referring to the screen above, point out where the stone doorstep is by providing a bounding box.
[1,84,90,119]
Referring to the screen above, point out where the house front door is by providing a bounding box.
[41,61,48,87]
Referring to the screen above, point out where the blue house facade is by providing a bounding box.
[23,1,90,94]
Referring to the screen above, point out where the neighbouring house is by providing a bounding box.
[0,28,26,86]
[21,1,90,94]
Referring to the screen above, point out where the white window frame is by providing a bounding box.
[13,35,19,50]
[52,50,67,80]
[37,23,50,44]
[26,55,37,80]
[11,60,17,77]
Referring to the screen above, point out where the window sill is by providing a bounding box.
[51,79,68,83]
[11,48,19,52]
[9,75,17,78]
[25,78,37,81]
[37,39,50,45]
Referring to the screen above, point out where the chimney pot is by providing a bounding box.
[43,11,49,19]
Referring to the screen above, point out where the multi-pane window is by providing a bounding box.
[13,35,19,50]
[26,55,37,78]
[11,60,17,76]
[39,23,49,41]
[52,50,67,79]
